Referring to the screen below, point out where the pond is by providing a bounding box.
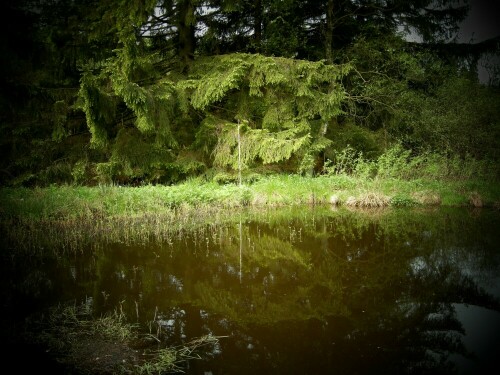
[1,206,499,374]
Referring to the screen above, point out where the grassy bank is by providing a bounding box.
[1,174,499,221]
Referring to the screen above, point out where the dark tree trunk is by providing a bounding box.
[254,0,262,52]
[325,0,334,63]
[178,0,196,73]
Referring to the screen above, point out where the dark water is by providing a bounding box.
[1,206,500,374]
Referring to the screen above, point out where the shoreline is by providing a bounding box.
[1,175,499,221]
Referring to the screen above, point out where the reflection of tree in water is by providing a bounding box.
[3,207,500,374]
[81,208,495,374]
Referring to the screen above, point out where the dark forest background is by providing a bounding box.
[1,0,499,186]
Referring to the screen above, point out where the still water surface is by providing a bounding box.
[1,206,499,374]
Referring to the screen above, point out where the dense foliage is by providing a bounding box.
[1,0,499,186]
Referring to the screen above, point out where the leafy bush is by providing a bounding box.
[213,172,239,185]
[390,195,418,207]
[375,143,416,179]
[95,162,118,185]
[323,145,363,176]
[72,160,88,185]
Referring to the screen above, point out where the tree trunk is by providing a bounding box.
[254,0,262,52]
[325,0,334,63]
[178,0,196,73]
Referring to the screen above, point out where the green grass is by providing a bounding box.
[3,144,499,219]
[1,174,499,221]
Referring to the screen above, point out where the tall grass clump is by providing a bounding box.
[250,174,342,206]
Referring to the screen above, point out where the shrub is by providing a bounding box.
[375,143,415,179]
[213,172,239,185]
[323,145,363,176]
[390,195,418,207]
[72,160,88,185]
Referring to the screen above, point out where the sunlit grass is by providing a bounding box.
[1,174,499,224]
[2,145,500,224]
[2,143,499,222]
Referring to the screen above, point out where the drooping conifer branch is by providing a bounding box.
[180,53,352,172]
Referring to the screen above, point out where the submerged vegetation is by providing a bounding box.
[26,301,223,374]
[2,202,500,373]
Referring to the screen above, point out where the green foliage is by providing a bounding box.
[213,172,239,185]
[212,121,311,170]
[109,71,179,148]
[389,194,419,207]
[78,72,117,148]
[1,0,498,188]
[181,55,251,110]
[184,53,350,117]
[51,101,69,141]
[71,160,88,185]
[323,145,362,176]
[181,54,350,173]
[107,128,185,184]
[322,143,499,183]
[94,161,119,185]
[326,120,382,160]
[398,75,500,164]
[375,143,416,180]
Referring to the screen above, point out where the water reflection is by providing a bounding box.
[1,206,500,374]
